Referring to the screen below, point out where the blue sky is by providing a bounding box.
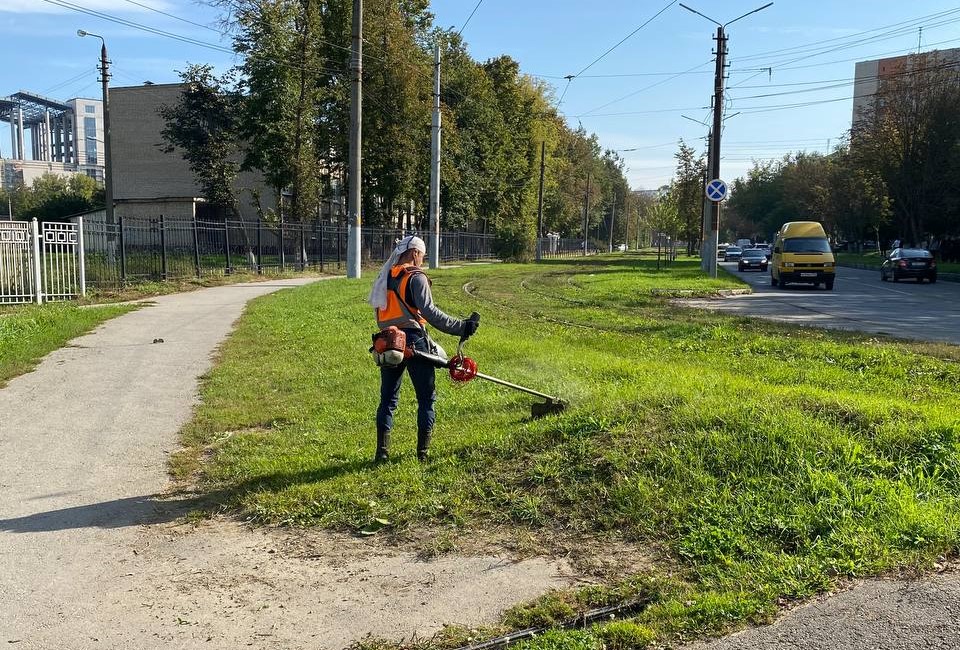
[3,1,960,189]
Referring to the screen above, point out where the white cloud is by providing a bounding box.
[0,0,174,14]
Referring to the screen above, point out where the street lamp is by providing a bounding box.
[78,29,114,227]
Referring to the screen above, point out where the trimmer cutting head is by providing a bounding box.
[531,398,568,418]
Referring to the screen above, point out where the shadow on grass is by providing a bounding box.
[0,460,373,533]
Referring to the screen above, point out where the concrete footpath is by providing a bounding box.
[690,569,960,650]
[0,280,574,650]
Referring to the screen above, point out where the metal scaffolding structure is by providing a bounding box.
[0,91,74,164]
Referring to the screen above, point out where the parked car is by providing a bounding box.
[881,248,937,283]
[723,246,743,262]
[738,248,769,272]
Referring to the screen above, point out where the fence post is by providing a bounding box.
[31,218,42,304]
[337,222,342,268]
[119,215,127,284]
[160,214,168,281]
[77,216,86,297]
[279,219,285,271]
[224,220,232,274]
[299,222,306,271]
[318,222,324,271]
[257,219,263,275]
[192,215,201,278]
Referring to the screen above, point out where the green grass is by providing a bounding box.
[0,302,135,386]
[178,252,960,646]
[836,251,960,274]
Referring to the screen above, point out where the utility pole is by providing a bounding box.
[680,2,772,278]
[702,129,713,274]
[707,26,727,279]
[535,141,546,261]
[346,0,363,278]
[428,44,442,269]
[78,30,113,227]
[582,173,591,256]
[608,195,616,253]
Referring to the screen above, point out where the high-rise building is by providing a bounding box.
[852,48,960,126]
[0,91,104,190]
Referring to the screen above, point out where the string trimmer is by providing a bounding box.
[413,324,567,418]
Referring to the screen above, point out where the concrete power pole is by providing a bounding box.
[582,173,591,256]
[99,42,114,227]
[535,141,545,261]
[608,196,616,253]
[706,27,727,279]
[346,0,363,278]
[428,45,441,269]
[681,1,772,278]
[701,129,712,273]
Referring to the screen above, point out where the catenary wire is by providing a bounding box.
[457,0,483,37]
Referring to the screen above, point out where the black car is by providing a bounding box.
[881,248,937,283]
[738,248,769,272]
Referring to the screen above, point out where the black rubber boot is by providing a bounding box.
[375,429,390,464]
[417,430,432,463]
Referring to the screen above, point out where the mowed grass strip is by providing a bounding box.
[0,302,135,386]
[178,254,960,645]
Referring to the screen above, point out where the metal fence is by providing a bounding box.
[537,235,603,259]
[1,219,85,304]
[77,216,499,287]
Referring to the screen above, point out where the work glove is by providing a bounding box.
[462,311,481,339]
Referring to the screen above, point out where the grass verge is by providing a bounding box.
[177,253,960,647]
[0,302,135,386]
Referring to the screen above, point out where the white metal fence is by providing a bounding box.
[0,218,86,305]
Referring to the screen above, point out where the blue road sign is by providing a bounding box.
[706,179,727,202]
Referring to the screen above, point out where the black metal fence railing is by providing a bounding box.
[537,236,603,259]
[77,216,498,287]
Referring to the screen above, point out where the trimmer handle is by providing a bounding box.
[457,312,481,356]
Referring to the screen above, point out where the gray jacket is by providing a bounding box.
[406,271,467,337]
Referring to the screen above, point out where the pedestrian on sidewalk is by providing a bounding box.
[367,235,480,463]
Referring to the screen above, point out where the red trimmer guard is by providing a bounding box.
[449,356,478,382]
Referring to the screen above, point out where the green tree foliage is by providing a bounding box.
[728,57,960,248]
[158,64,243,219]
[168,0,631,258]
[2,173,103,222]
[671,139,706,254]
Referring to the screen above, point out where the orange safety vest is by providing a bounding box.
[376,264,427,330]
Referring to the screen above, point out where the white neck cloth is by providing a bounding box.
[368,235,427,310]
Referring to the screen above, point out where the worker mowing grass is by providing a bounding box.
[367,235,479,464]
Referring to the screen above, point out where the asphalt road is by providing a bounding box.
[687,263,960,345]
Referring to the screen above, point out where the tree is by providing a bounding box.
[671,139,706,255]
[851,57,960,244]
[159,64,243,220]
[3,173,104,222]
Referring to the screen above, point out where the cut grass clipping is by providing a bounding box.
[179,254,960,646]
[0,302,135,386]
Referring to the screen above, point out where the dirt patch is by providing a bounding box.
[135,518,580,649]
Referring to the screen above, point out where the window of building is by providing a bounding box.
[84,105,96,113]
[84,116,98,165]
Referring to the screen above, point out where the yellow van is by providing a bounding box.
[770,221,836,290]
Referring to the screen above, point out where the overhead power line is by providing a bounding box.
[119,0,222,33]
[576,59,715,117]
[457,0,483,37]
[41,0,347,77]
[570,0,677,78]
[733,7,960,62]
